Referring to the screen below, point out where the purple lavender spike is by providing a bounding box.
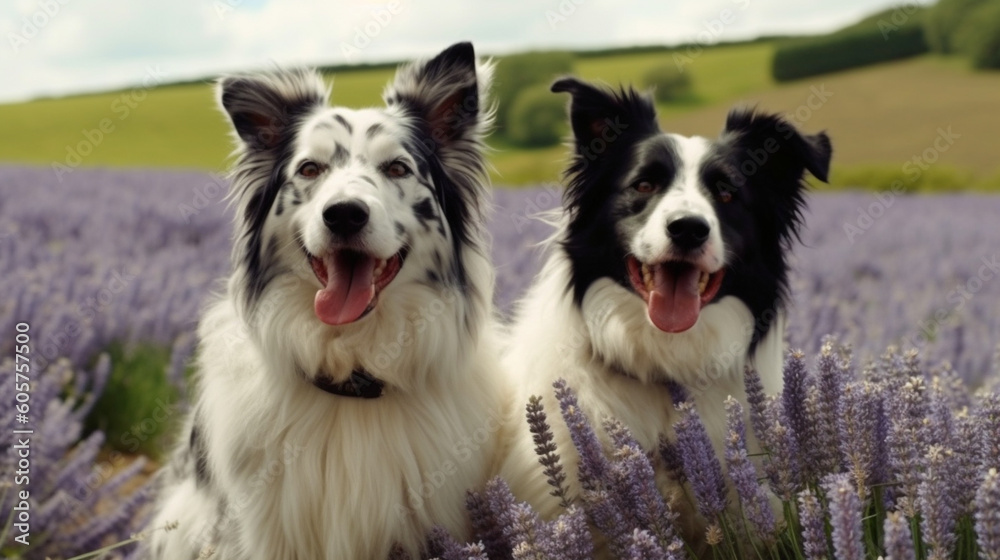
[882,511,915,560]
[815,339,847,472]
[627,529,676,560]
[743,366,771,450]
[782,350,817,480]
[976,468,1000,560]
[673,402,728,521]
[426,526,466,560]
[919,445,958,560]
[537,506,594,560]
[723,397,776,543]
[526,395,572,508]
[952,411,980,515]
[505,502,543,553]
[466,485,512,560]
[978,392,1000,470]
[823,473,864,560]
[870,387,891,493]
[581,488,632,557]
[838,381,880,499]
[762,401,801,502]
[927,376,955,448]
[888,375,928,516]
[458,543,488,560]
[658,435,687,485]
[797,488,829,560]
[554,379,608,492]
[603,420,681,551]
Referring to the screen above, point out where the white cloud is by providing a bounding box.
[0,0,915,103]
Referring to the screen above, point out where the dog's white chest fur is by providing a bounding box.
[150,299,506,559]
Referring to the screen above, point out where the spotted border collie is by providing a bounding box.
[142,43,511,559]
[500,78,831,539]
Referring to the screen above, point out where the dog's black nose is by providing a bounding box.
[323,201,370,237]
[667,216,710,251]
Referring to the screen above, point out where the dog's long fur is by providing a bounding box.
[142,43,510,559]
[499,78,831,542]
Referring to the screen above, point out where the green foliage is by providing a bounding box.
[772,7,928,82]
[924,0,989,53]
[493,51,574,133]
[963,1,1000,68]
[506,84,567,147]
[83,342,181,459]
[642,62,693,102]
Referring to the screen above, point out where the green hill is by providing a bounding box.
[2,42,998,190]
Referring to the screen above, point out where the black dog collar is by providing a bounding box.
[312,368,385,399]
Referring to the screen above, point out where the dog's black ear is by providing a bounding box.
[723,108,832,184]
[217,69,328,152]
[551,77,658,151]
[385,41,491,154]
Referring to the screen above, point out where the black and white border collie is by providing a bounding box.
[500,78,831,539]
[142,43,511,559]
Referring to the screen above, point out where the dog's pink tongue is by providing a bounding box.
[647,264,701,333]
[314,252,376,325]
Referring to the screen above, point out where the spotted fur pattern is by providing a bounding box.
[140,43,512,560]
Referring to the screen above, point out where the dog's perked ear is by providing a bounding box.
[217,69,329,153]
[550,77,659,155]
[385,41,492,158]
[722,108,832,185]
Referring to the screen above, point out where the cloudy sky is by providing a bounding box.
[1,0,911,103]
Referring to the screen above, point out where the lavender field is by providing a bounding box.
[1,165,1000,557]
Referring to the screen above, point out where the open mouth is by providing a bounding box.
[626,256,725,333]
[308,249,406,326]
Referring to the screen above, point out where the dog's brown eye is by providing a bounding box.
[719,191,733,203]
[634,181,654,193]
[298,161,322,179]
[387,161,412,178]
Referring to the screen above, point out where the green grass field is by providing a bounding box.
[2,43,999,189]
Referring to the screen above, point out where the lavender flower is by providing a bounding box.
[461,543,489,560]
[582,488,633,556]
[918,445,958,560]
[506,502,543,559]
[744,366,771,449]
[978,391,1000,469]
[797,488,829,560]
[782,350,818,478]
[952,410,981,514]
[723,397,776,543]
[823,473,863,560]
[537,506,594,560]
[887,375,928,516]
[526,395,572,508]
[628,529,677,560]
[837,381,880,499]
[553,379,608,492]
[882,511,914,560]
[657,435,686,485]
[977,468,1000,560]
[467,484,512,560]
[604,419,681,549]
[427,526,468,560]
[762,403,802,502]
[673,402,728,522]
[926,376,955,448]
[0,358,150,559]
